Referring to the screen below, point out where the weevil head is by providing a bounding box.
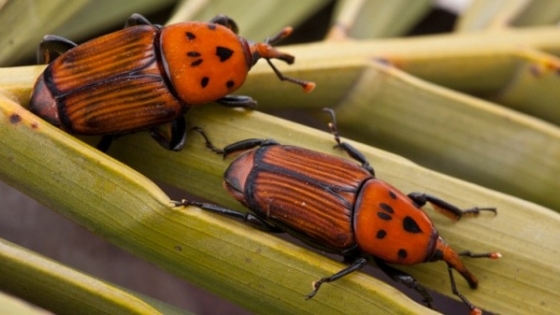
[428,237,479,289]
[159,21,314,105]
[244,27,295,67]
[245,27,315,93]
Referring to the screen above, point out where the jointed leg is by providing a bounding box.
[209,15,239,34]
[97,135,115,152]
[192,127,278,157]
[407,192,497,220]
[215,95,257,109]
[125,13,153,27]
[323,108,375,176]
[37,35,77,64]
[174,199,282,232]
[447,265,482,315]
[375,258,434,308]
[150,116,187,151]
[306,257,368,299]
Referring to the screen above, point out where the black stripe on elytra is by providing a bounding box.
[389,190,397,200]
[42,67,59,99]
[379,203,394,214]
[42,67,72,130]
[244,145,359,211]
[403,216,422,234]
[216,46,234,62]
[187,51,201,57]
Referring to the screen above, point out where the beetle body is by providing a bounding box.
[30,14,314,151]
[225,144,448,266]
[182,109,499,315]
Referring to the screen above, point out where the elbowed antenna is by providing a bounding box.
[249,27,316,93]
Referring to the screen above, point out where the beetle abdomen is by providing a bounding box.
[47,25,159,92]
[58,75,184,134]
[29,75,60,127]
[226,145,372,251]
[30,25,185,134]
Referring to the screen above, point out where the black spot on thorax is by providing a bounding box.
[379,202,394,213]
[403,216,422,233]
[186,50,203,67]
[377,212,392,221]
[216,46,234,62]
[200,77,209,88]
[190,59,203,67]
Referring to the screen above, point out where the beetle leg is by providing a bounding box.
[222,139,279,158]
[150,116,187,151]
[191,127,225,154]
[446,264,482,315]
[305,257,368,299]
[173,199,283,232]
[407,192,497,221]
[322,108,375,176]
[192,127,279,157]
[124,13,152,27]
[209,15,239,34]
[374,258,435,309]
[215,95,257,109]
[37,35,77,64]
[97,135,115,152]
